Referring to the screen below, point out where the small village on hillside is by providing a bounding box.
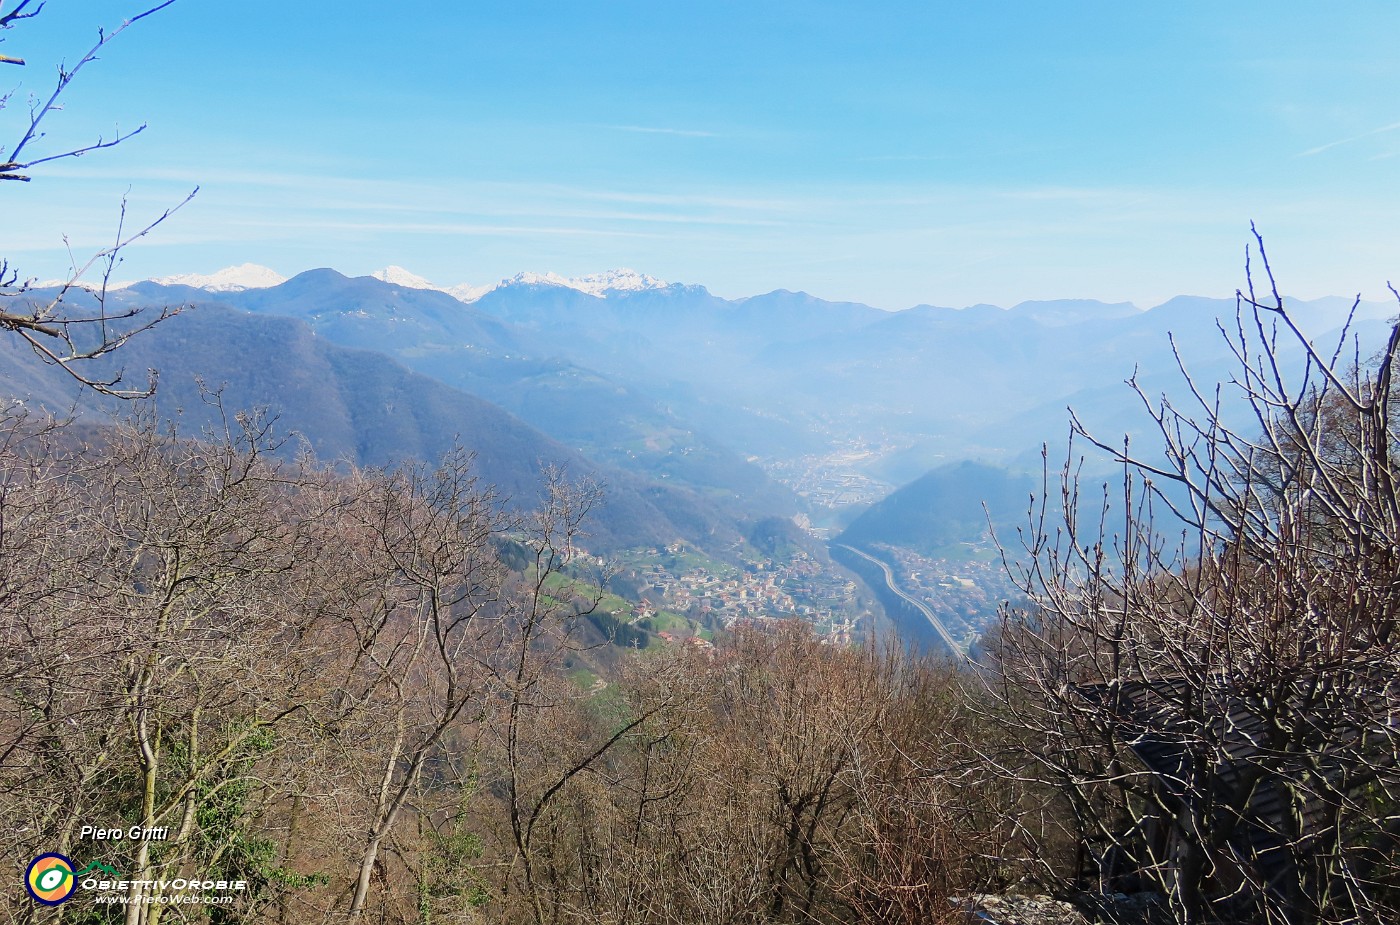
[603,544,863,645]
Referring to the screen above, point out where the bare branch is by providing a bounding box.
[7,2,178,171]
[1,2,187,397]
[0,1,45,30]
[1,187,197,397]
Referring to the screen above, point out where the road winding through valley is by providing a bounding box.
[836,544,968,659]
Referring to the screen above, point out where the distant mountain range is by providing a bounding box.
[5,264,1394,559]
[144,263,673,303]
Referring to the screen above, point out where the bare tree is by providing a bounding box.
[0,0,194,397]
[0,405,625,923]
[471,621,1011,925]
[327,450,511,920]
[989,229,1400,925]
[0,404,357,923]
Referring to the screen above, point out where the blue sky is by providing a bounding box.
[4,1,1400,308]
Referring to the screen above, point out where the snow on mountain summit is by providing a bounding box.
[569,269,669,296]
[445,282,499,303]
[494,268,669,298]
[438,268,672,303]
[371,266,437,290]
[505,270,574,290]
[152,263,286,291]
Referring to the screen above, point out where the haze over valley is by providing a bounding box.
[7,261,1393,652]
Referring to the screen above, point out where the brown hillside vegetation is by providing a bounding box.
[0,406,1015,924]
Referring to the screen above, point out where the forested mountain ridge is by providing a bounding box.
[0,297,750,553]
[117,273,802,521]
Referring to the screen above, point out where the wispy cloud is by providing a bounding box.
[856,154,937,162]
[1297,120,1400,157]
[609,125,717,138]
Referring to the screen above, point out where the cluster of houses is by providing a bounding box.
[618,547,860,639]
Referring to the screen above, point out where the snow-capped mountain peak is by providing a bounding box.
[505,270,572,290]
[150,263,286,292]
[570,269,669,295]
[494,268,669,298]
[371,266,437,290]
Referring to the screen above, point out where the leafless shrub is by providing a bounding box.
[987,230,1400,925]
